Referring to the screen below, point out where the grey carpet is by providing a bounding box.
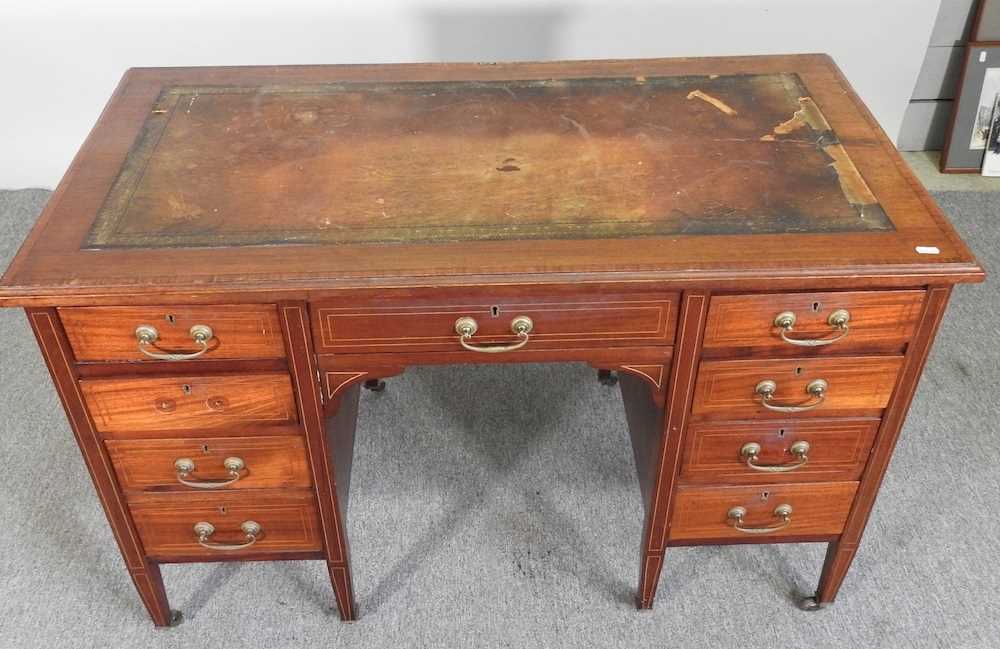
[0,188,996,649]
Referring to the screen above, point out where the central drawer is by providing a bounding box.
[80,373,298,434]
[312,289,679,353]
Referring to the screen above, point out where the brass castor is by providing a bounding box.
[363,379,386,392]
[155,610,183,628]
[798,596,826,612]
[597,369,618,386]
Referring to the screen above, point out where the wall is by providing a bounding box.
[898,0,978,151]
[0,0,940,189]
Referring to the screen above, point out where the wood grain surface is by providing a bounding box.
[692,356,904,418]
[129,490,322,559]
[680,418,880,484]
[313,289,678,353]
[702,290,925,355]
[59,304,286,362]
[106,436,311,491]
[81,373,298,433]
[669,481,858,540]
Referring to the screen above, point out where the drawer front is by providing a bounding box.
[692,356,903,419]
[669,482,858,541]
[59,305,286,362]
[129,491,322,559]
[81,373,298,434]
[703,290,925,355]
[313,291,678,353]
[680,418,880,484]
[106,436,311,491]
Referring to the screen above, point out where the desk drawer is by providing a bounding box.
[703,290,924,355]
[106,436,311,492]
[680,418,880,484]
[81,373,298,434]
[312,290,678,353]
[669,482,858,541]
[59,305,286,362]
[691,356,903,419]
[129,491,322,559]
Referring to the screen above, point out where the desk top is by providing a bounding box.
[0,56,983,305]
[86,73,890,248]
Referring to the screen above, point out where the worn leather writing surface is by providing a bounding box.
[0,57,983,304]
[86,73,890,249]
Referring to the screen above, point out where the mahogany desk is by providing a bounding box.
[0,56,984,626]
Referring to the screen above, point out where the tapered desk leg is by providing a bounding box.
[804,286,952,610]
[324,382,361,619]
[620,371,668,608]
[131,563,182,626]
[631,291,709,609]
[280,303,358,621]
[27,308,179,627]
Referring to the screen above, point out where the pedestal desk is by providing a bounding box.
[0,56,984,626]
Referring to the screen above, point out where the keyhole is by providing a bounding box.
[777,428,786,437]
[794,367,803,376]
[181,384,192,395]
[202,444,210,453]
[218,506,227,514]
[811,302,821,312]
[491,305,500,318]
[165,314,176,324]
[760,491,770,502]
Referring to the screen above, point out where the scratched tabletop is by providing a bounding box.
[86,73,889,249]
[4,58,982,302]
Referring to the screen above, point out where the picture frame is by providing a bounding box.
[940,42,1000,172]
[972,0,1000,41]
[981,92,1000,175]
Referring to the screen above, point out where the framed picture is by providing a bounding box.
[940,42,1000,172]
[982,93,1000,175]
[972,0,1000,41]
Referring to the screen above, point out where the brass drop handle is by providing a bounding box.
[193,520,262,551]
[755,378,828,413]
[135,324,215,360]
[773,309,850,347]
[727,504,793,534]
[174,456,246,489]
[454,315,533,353]
[740,441,810,472]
